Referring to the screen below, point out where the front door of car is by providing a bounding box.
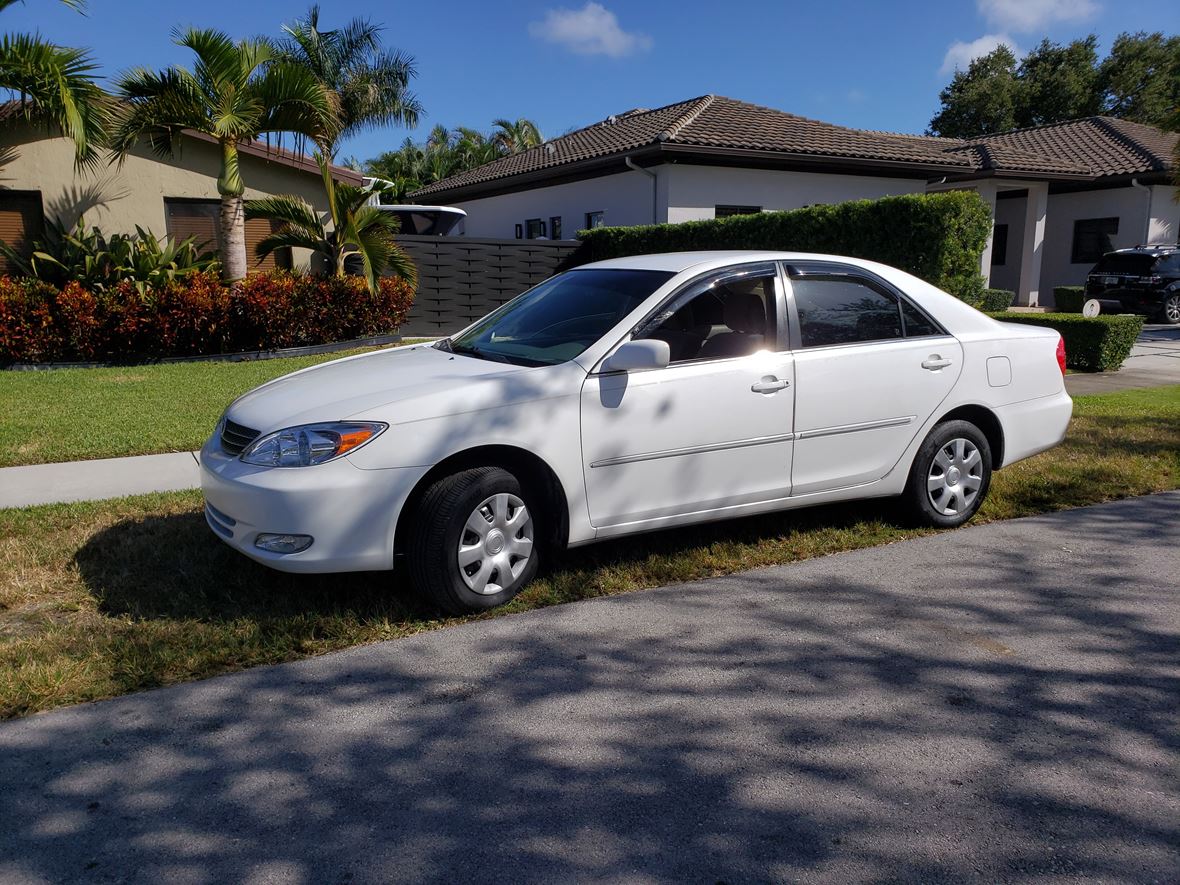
[579,263,795,529]
[784,263,963,496]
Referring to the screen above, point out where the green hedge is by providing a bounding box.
[972,288,1015,311]
[1053,286,1086,313]
[575,191,992,301]
[988,312,1142,372]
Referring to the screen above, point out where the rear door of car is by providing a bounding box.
[784,261,962,496]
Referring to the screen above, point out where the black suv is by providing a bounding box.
[1085,245,1180,324]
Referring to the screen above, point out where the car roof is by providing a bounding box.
[1109,244,1179,256]
[576,250,876,274]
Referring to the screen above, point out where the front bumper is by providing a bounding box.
[199,437,428,573]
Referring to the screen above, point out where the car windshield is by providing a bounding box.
[441,268,674,367]
[1092,254,1157,275]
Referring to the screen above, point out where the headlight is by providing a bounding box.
[240,422,387,467]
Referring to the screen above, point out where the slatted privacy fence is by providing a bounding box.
[395,235,581,336]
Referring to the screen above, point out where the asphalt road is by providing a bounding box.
[2,494,1178,884]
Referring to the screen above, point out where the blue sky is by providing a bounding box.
[7,0,1170,162]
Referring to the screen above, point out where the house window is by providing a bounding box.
[715,205,761,218]
[164,198,291,270]
[525,218,546,239]
[991,224,1008,266]
[0,190,45,274]
[550,216,563,240]
[1071,217,1119,264]
[585,211,605,230]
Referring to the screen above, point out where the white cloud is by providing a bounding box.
[940,33,1020,75]
[976,0,1099,32]
[528,3,652,58]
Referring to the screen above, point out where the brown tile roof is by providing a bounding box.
[970,116,1177,177]
[410,95,1178,201]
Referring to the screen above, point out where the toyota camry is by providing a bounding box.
[201,252,1072,613]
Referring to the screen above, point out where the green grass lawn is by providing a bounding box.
[2,385,1178,719]
[0,343,430,468]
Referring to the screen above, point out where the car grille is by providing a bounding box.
[220,418,260,456]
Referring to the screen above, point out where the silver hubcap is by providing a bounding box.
[927,438,984,517]
[1165,296,1180,323]
[457,493,534,595]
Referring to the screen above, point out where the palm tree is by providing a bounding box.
[274,5,422,158]
[111,27,337,281]
[0,0,110,168]
[245,152,416,294]
[491,117,543,154]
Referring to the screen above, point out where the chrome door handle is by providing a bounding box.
[921,356,953,371]
[751,376,790,393]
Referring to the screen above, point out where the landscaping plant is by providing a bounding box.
[990,311,1142,371]
[0,216,217,293]
[573,191,993,301]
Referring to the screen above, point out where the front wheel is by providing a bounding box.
[901,420,993,528]
[407,467,539,614]
[1160,293,1180,325]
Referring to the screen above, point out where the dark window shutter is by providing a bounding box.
[0,191,45,274]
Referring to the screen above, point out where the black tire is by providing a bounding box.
[901,420,993,528]
[1160,292,1180,326]
[407,466,540,615]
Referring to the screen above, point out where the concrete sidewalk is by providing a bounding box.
[0,451,200,508]
[1,493,1177,883]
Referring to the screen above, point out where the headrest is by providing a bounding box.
[722,291,766,334]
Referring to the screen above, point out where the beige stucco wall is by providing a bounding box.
[0,124,332,266]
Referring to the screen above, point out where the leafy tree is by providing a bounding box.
[492,117,543,154]
[0,0,110,168]
[930,33,1180,137]
[1099,32,1180,128]
[1016,37,1102,128]
[246,152,416,294]
[111,28,337,281]
[929,45,1021,138]
[273,4,422,158]
[362,118,544,201]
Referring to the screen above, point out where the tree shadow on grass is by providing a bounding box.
[75,498,902,625]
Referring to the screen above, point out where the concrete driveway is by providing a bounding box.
[1,494,1178,884]
[1066,324,1180,394]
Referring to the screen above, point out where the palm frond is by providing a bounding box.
[244,194,322,232]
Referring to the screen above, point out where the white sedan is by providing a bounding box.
[201,252,1072,613]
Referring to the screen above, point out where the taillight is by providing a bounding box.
[1056,336,1067,375]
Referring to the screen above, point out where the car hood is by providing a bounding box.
[225,344,542,433]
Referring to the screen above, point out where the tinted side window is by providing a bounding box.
[1156,254,1180,275]
[901,300,939,337]
[793,277,902,347]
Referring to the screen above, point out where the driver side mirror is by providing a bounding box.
[601,339,670,373]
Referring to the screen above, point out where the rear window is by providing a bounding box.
[1091,254,1157,275]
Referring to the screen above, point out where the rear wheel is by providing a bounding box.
[901,420,992,528]
[407,467,539,614]
[1161,293,1180,325]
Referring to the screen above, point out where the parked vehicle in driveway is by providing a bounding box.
[201,252,1073,613]
[1085,244,1180,324]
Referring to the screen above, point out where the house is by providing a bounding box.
[0,107,361,273]
[410,95,1179,307]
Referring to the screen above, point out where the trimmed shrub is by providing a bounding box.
[0,271,415,364]
[574,191,993,300]
[968,288,1015,311]
[988,311,1142,372]
[1052,286,1087,313]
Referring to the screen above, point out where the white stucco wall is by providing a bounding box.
[663,164,926,223]
[1040,186,1151,289]
[451,169,660,238]
[1148,185,1180,245]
